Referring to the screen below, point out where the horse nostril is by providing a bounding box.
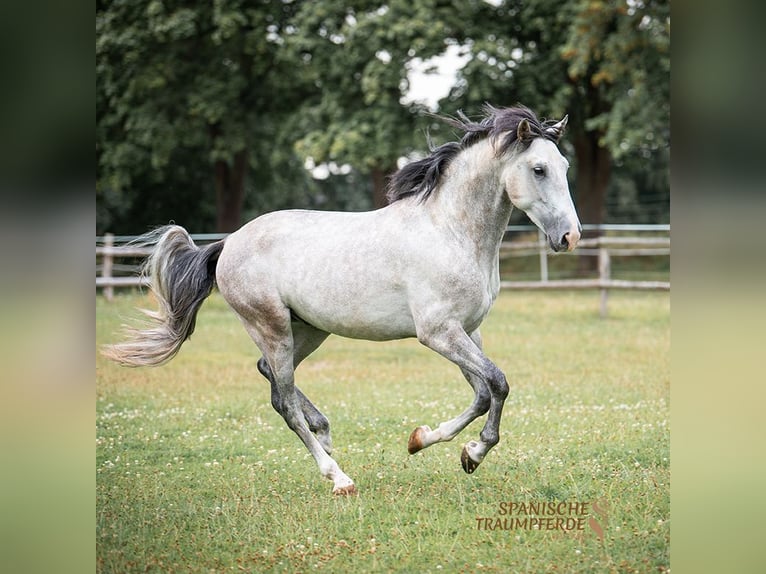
[563,230,580,251]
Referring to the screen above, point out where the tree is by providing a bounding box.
[285,0,489,208]
[444,0,670,236]
[97,0,668,237]
[97,0,311,232]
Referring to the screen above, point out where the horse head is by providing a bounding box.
[501,115,581,252]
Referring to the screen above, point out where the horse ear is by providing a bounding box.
[517,118,532,142]
[545,115,568,142]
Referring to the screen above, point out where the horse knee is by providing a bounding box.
[485,362,509,401]
[494,377,509,402]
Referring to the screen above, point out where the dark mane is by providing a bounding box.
[386,104,559,203]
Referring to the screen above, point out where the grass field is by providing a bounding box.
[97,290,669,573]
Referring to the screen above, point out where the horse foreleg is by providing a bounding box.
[413,324,508,474]
[407,368,491,454]
[408,331,491,454]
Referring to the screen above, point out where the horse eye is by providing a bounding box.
[533,166,545,177]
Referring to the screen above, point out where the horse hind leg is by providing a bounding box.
[408,331,490,455]
[258,359,332,449]
[257,321,333,455]
[245,315,354,494]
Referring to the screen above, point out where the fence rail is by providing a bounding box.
[97,224,669,316]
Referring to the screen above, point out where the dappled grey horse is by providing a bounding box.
[104,105,581,495]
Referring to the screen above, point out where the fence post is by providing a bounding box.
[102,233,114,302]
[538,229,548,282]
[598,245,610,318]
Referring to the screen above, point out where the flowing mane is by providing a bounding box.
[386,104,559,203]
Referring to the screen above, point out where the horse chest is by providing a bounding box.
[428,263,499,333]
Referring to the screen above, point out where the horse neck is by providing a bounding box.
[427,141,513,262]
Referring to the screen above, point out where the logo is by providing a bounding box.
[475,499,608,540]
[587,499,608,540]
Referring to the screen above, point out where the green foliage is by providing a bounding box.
[97,0,314,232]
[286,1,446,171]
[561,0,670,159]
[447,0,669,159]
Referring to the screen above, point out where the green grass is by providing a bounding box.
[97,290,669,573]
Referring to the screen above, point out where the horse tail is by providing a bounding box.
[102,225,226,367]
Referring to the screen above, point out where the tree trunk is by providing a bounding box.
[214,149,247,233]
[572,129,611,273]
[371,166,395,209]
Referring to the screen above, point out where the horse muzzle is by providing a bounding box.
[549,225,581,252]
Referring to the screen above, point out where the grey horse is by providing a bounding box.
[104,105,581,495]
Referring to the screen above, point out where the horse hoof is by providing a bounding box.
[461,445,480,474]
[332,483,358,496]
[408,425,431,454]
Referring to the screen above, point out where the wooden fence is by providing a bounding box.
[97,225,669,316]
[96,233,225,301]
[498,229,669,316]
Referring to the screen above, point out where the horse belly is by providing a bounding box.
[284,271,417,341]
[218,208,427,341]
